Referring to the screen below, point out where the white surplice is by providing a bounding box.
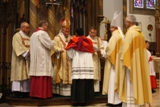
[52,83,71,96]
[29,30,54,77]
[12,79,30,92]
[108,65,121,104]
[122,69,143,107]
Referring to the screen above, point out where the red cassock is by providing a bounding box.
[149,56,157,89]
[150,76,157,89]
[30,76,52,98]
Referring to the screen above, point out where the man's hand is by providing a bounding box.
[60,49,64,53]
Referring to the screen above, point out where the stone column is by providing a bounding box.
[155,0,160,56]
[29,0,38,33]
[48,6,56,39]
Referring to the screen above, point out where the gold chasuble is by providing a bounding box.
[52,33,72,84]
[102,30,124,95]
[119,25,152,105]
[11,32,30,81]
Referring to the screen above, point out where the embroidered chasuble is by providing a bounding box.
[11,31,30,81]
[119,25,152,105]
[52,33,72,84]
[102,30,124,94]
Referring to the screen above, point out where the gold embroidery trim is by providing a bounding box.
[18,33,30,48]
[58,35,70,84]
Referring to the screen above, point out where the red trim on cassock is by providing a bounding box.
[35,28,42,32]
[30,76,52,99]
[150,76,157,89]
[66,36,94,53]
[149,56,153,61]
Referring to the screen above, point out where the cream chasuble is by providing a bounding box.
[119,25,152,106]
[102,30,123,104]
[11,30,30,92]
[11,31,30,81]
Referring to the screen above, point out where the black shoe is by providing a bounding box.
[106,103,122,107]
[11,92,23,98]
[22,92,29,98]
[106,103,113,106]
[72,103,85,106]
[113,103,122,106]
[152,89,156,93]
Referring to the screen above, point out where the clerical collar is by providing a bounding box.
[35,27,43,32]
[19,30,27,37]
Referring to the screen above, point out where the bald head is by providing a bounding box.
[20,22,30,34]
[21,22,29,28]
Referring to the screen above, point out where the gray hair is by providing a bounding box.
[20,22,29,28]
[126,15,137,24]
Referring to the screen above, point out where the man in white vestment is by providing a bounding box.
[102,11,123,106]
[51,18,72,96]
[119,15,152,107]
[29,20,54,99]
[87,27,104,92]
[11,22,30,97]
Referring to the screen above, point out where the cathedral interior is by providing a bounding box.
[0,0,160,106]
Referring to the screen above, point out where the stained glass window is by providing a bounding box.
[146,0,156,9]
[134,0,144,8]
[130,0,157,15]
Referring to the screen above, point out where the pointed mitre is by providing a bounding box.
[111,11,124,38]
[110,11,122,27]
[60,18,70,27]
